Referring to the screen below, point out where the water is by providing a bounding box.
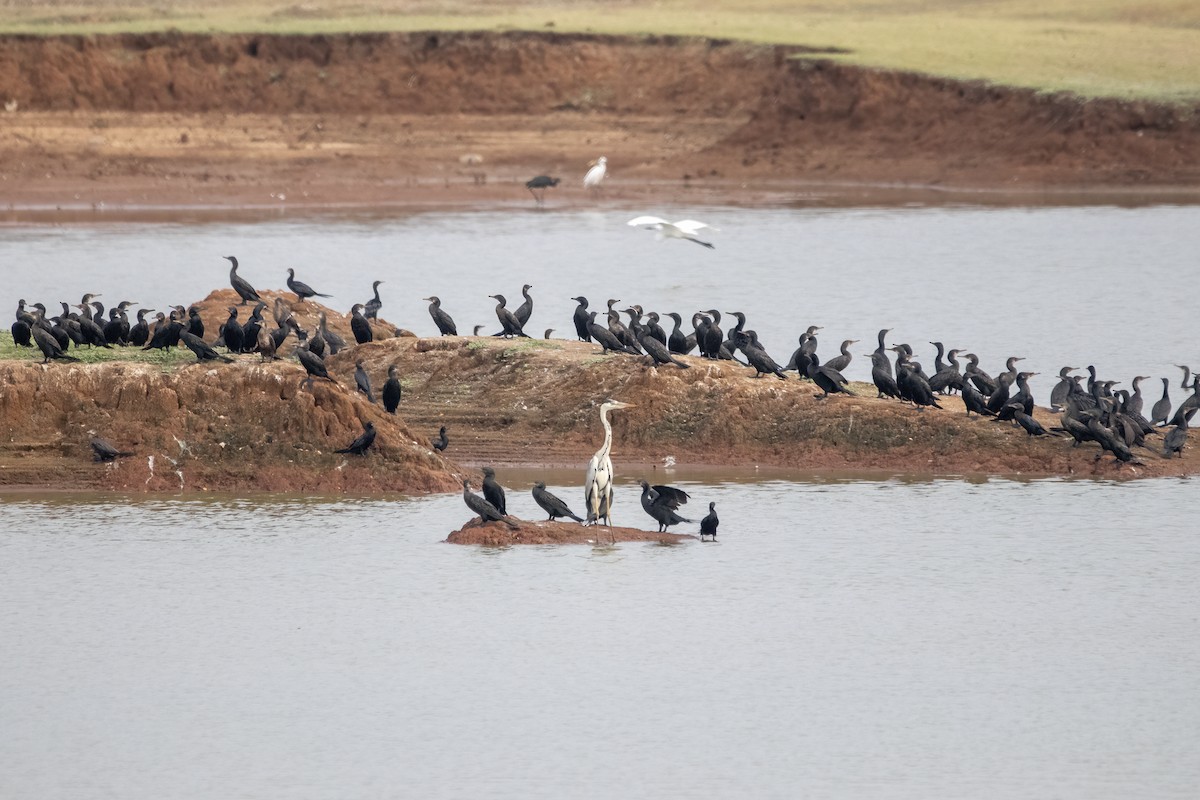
[3,474,1199,799]
[3,203,1199,398]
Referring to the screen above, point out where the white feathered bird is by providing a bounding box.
[583,156,608,188]
[584,399,632,529]
[627,216,717,249]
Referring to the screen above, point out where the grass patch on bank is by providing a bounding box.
[1,1,1199,101]
[0,331,214,370]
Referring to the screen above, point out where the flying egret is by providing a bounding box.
[584,399,633,530]
[627,216,717,249]
[583,156,607,189]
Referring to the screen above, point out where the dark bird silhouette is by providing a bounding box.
[354,360,375,403]
[481,467,507,514]
[1163,414,1188,458]
[256,325,278,361]
[364,280,384,320]
[665,312,693,354]
[699,502,719,541]
[186,306,204,339]
[462,480,519,529]
[1151,377,1172,427]
[514,284,534,328]
[335,421,376,455]
[532,482,584,522]
[868,350,901,400]
[571,296,592,342]
[382,364,402,413]
[432,426,449,452]
[90,436,134,462]
[142,311,183,351]
[587,312,638,355]
[638,328,690,369]
[807,352,855,398]
[286,268,331,303]
[961,378,993,416]
[638,480,693,532]
[1013,407,1051,436]
[424,296,458,336]
[1049,366,1077,411]
[127,308,154,348]
[180,331,234,363]
[735,331,788,379]
[823,339,858,374]
[525,175,559,206]
[225,255,261,305]
[490,294,529,338]
[350,304,373,344]
[296,347,337,388]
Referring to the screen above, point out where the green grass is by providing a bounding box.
[1,331,210,370]
[1,1,1199,101]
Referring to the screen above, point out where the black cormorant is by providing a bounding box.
[1049,367,1077,411]
[225,256,261,305]
[432,426,449,452]
[868,350,901,400]
[806,352,855,398]
[287,268,331,303]
[355,360,375,403]
[699,502,718,541]
[335,421,376,455]
[364,281,384,320]
[481,467,507,514]
[1151,378,1172,427]
[700,309,724,359]
[296,347,337,388]
[665,312,692,354]
[823,339,858,373]
[638,328,690,369]
[142,311,183,351]
[127,308,153,348]
[532,482,584,522]
[638,480,693,532]
[1163,414,1188,458]
[180,331,233,363]
[1127,376,1150,416]
[350,304,373,344]
[32,325,79,363]
[587,312,637,355]
[90,436,134,461]
[490,294,529,338]
[382,365,402,413]
[462,479,518,528]
[187,306,204,339]
[514,284,534,328]
[424,296,458,336]
[571,297,592,342]
[734,331,787,380]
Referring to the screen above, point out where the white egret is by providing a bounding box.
[626,216,717,249]
[583,156,607,189]
[584,399,633,528]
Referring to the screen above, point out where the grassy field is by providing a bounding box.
[1,331,209,369]
[1,1,1198,101]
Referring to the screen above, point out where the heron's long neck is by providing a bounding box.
[600,410,614,457]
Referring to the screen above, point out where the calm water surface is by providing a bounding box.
[3,204,1199,398]
[3,474,1199,799]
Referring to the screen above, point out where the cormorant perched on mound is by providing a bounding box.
[665,312,693,354]
[142,311,184,351]
[735,331,787,380]
[225,255,261,305]
[807,352,855,398]
[462,479,519,529]
[286,268,331,303]
[481,467,507,514]
[354,360,375,403]
[256,325,278,361]
[12,300,33,347]
[382,365,402,413]
[894,347,942,410]
[90,436,134,461]
[1163,414,1188,458]
[349,303,373,344]
[960,378,992,416]
[1013,407,1051,437]
[32,325,79,363]
[75,304,111,348]
[867,350,900,400]
[335,420,376,455]
[424,296,457,336]
[514,284,534,328]
[127,308,154,348]
[638,480,693,532]
[317,311,345,355]
[432,426,449,452]
[525,175,559,206]
[490,294,529,338]
[699,502,719,541]
[700,309,724,359]
[532,482,584,522]
[180,331,234,363]
[364,280,384,320]
[638,328,690,369]
[186,306,204,339]
[571,296,592,342]
[296,347,337,388]
[587,312,638,355]
[1151,378,1172,427]
[1050,366,1077,411]
[238,303,264,353]
[823,339,858,374]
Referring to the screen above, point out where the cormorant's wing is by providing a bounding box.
[651,484,689,508]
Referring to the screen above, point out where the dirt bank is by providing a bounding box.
[2,297,1193,491]
[1,31,1198,210]
[447,517,697,546]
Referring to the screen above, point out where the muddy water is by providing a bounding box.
[3,203,1198,399]
[2,474,1199,799]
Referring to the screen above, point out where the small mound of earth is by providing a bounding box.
[447,517,698,546]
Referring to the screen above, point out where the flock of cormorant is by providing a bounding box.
[8,254,1195,538]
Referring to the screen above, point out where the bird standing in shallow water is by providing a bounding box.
[699,502,719,541]
[525,175,559,206]
[583,156,607,189]
[638,480,693,532]
[584,400,632,528]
